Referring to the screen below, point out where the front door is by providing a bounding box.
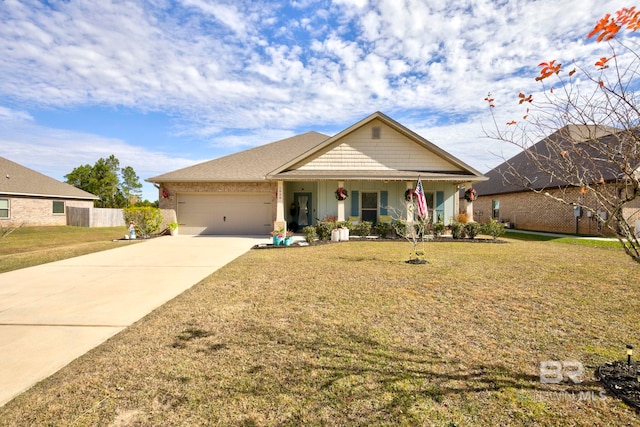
[293,192,312,231]
[361,192,378,223]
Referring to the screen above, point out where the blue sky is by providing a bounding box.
[0,0,629,201]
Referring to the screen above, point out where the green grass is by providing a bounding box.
[0,237,638,426]
[505,230,624,249]
[0,226,133,273]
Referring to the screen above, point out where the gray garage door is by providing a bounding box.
[177,193,272,235]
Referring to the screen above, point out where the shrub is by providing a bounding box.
[315,221,335,241]
[464,222,481,239]
[456,213,469,224]
[302,226,317,243]
[432,221,446,237]
[374,221,393,238]
[482,219,505,241]
[450,221,466,239]
[392,219,408,238]
[336,220,352,230]
[353,221,372,237]
[123,207,163,238]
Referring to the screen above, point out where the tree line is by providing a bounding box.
[64,155,156,208]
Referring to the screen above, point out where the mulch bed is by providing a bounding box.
[252,236,507,249]
[597,361,640,410]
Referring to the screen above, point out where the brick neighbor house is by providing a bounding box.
[471,125,640,236]
[148,112,488,235]
[0,156,98,227]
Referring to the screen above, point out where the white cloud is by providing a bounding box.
[0,0,634,175]
[0,119,200,201]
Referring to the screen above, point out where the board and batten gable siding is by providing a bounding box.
[293,119,462,172]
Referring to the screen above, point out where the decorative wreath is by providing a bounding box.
[464,188,477,202]
[335,187,349,200]
[404,188,415,202]
[161,188,170,199]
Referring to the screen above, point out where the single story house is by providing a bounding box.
[148,112,487,235]
[472,125,640,235]
[0,156,99,227]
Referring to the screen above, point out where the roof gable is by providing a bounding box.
[269,112,486,181]
[290,118,462,172]
[0,156,98,200]
[150,112,487,184]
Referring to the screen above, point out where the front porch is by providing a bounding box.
[273,179,475,232]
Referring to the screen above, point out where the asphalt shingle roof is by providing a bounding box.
[474,125,628,196]
[148,131,330,182]
[0,156,98,200]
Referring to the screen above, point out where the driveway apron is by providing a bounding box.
[0,235,265,406]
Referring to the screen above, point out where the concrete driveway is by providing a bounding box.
[0,235,267,406]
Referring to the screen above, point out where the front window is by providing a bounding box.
[53,200,65,215]
[492,200,500,219]
[0,199,9,218]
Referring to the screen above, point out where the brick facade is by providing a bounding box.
[473,185,640,236]
[0,196,94,227]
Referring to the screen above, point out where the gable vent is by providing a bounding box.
[372,126,381,139]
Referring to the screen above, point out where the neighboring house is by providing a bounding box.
[472,125,640,235]
[0,156,99,227]
[148,112,487,235]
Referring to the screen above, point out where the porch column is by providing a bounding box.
[337,180,345,222]
[462,182,474,222]
[405,181,414,223]
[274,180,287,231]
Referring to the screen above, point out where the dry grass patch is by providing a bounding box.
[0,239,638,426]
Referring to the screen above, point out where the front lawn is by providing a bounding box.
[0,238,637,426]
[0,226,132,273]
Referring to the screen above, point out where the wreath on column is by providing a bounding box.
[464,188,477,202]
[404,188,415,201]
[161,188,170,199]
[335,187,349,200]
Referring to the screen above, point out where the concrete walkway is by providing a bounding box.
[0,235,267,406]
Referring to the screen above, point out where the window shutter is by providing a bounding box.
[351,190,359,216]
[436,191,444,222]
[380,191,388,215]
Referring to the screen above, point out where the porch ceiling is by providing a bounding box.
[270,169,489,182]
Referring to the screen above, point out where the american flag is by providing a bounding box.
[415,177,428,219]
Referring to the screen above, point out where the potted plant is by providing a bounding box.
[271,228,294,245]
[168,222,179,236]
[271,228,285,245]
[283,230,294,246]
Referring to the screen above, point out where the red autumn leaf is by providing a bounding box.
[616,6,640,31]
[595,57,610,69]
[484,96,495,108]
[506,120,516,125]
[568,69,576,76]
[536,60,561,81]
[518,92,533,104]
[589,8,640,42]
[598,80,604,88]
[588,13,612,39]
